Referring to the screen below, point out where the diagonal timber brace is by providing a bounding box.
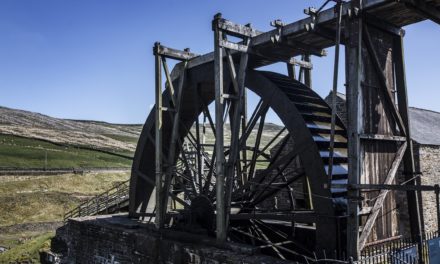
[357,142,407,251]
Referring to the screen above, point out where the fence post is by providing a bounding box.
[435,184,440,235]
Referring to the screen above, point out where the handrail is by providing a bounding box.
[64,180,130,221]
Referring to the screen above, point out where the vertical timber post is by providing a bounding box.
[154,42,164,229]
[304,54,312,88]
[287,62,296,80]
[345,0,362,259]
[394,34,425,264]
[213,13,227,243]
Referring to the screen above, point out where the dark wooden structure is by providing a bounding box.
[129,0,440,262]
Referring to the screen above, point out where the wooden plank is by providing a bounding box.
[358,142,407,251]
[363,24,407,136]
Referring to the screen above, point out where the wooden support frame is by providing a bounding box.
[153,42,193,229]
[213,13,253,243]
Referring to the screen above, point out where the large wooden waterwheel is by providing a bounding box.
[129,59,348,261]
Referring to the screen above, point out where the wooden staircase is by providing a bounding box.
[64,180,129,221]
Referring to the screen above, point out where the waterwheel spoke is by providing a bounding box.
[254,220,313,255]
[251,168,305,206]
[250,220,286,260]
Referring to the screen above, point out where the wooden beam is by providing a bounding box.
[393,33,424,259]
[154,43,198,61]
[358,142,407,251]
[219,40,250,53]
[332,183,436,192]
[214,16,261,38]
[344,1,363,258]
[229,211,316,223]
[359,134,407,142]
[161,62,188,222]
[213,13,227,243]
[154,43,164,229]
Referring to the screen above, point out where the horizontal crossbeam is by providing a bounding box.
[332,183,439,192]
[153,42,199,61]
[229,211,316,223]
[213,15,261,38]
[359,134,407,142]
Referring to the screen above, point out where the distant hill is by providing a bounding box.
[0,106,143,169]
[0,106,286,169]
[0,106,142,153]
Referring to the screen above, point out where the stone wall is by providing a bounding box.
[324,92,347,127]
[52,214,291,264]
[417,144,440,233]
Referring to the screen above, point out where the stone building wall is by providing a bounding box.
[417,144,440,233]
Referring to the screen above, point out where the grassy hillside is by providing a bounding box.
[0,134,132,169]
[0,172,130,226]
[0,172,130,263]
[0,106,142,166]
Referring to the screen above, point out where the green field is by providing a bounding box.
[0,134,132,169]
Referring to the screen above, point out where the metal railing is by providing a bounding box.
[63,180,130,221]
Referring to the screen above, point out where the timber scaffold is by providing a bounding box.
[128,0,440,263]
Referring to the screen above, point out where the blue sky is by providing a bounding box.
[0,0,439,124]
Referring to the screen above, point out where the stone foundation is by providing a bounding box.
[52,214,291,264]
